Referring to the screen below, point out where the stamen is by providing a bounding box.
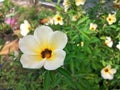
[41,49,52,59]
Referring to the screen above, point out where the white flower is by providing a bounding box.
[75,0,86,6]
[53,13,63,25]
[89,23,97,31]
[101,65,116,80]
[0,0,4,2]
[45,17,54,25]
[116,42,120,50]
[105,36,113,47]
[106,13,116,25]
[72,14,81,21]
[19,26,68,70]
[20,20,31,36]
[63,0,71,12]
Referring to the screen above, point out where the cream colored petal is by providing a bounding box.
[44,50,66,70]
[107,41,113,47]
[34,26,53,45]
[19,35,40,55]
[75,0,86,6]
[48,31,68,50]
[116,44,120,50]
[20,54,45,69]
[20,24,29,36]
[59,21,64,25]
[111,69,117,74]
[101,72,113,80]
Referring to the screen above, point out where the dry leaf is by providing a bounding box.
[40,17,49,24]
[0,39,19,55]
[13,29,21,37]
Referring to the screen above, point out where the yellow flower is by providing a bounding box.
[19,26,68,70]
[75,0,86,6]
[89,23,97,31]
[53,13,63,25]
[63,0,71,12]
[116,42,120,50]
[106,13,116,25]
[20,20,31,36]
[101,65,116,80]
[105,36,113,47]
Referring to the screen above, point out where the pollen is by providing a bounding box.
[41,49,52,59]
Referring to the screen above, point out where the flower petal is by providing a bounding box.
[20,54,45,69]
[34,25,53,45]
[48,31,68,50]
[111,69,117,74]
[101,73,113,80]
[20,23,30,36]
[44,50,66,70]
[19,35,40,55]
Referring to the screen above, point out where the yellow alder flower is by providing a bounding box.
[75,0,86,6]
[105,36,113,47]
[19,26,68,70]
[116,42,120,50]
[101,65,116,80]
[106,13,116,25]
[89,23,97,31]
[20,20,31,36]
[63,0,71,12]
[53,13,63,25]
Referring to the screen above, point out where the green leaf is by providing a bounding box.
[58,68,76,88]
[77,16,89,25]
[43,71,51,90]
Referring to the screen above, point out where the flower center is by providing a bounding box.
[109,18,112,21]
[104,68,109,72]
[91,27,95,30]
[57,16,61,21]
[41,49,52,59]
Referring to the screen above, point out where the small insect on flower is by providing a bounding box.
[19,26,68,70]
[63,0,71,12]
[20,20,31,36]
[53,13,64,25]
[101,65,116,80]
[75,0,86,6]
[105,36,113,47]
[116,42,120,50]
[89,23,97,31]
[106,13,116,25]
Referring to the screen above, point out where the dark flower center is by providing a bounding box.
[104,68,109,72]
[57,17,61,21]
[41,49,52,59]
